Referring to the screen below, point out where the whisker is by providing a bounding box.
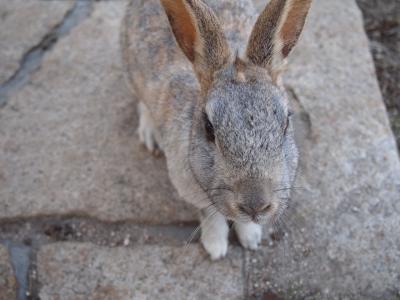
[183,206,218,250]
[177,185,232,205]
[273,186,305,193]
[184,224,202,248]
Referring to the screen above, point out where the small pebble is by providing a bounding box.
[123,234,130,246]
[251,258,257,263]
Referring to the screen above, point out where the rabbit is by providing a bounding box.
[121,0,312,260]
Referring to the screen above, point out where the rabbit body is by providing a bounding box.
[121,0,256,209]
[121,0,311,259]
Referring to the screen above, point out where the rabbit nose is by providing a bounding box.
[238,202,272,218]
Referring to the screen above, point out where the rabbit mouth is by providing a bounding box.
[209,199,272,225]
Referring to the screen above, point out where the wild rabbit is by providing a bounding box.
[121,0,312,260]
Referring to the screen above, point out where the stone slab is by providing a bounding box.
[247,0,400,299]
[37,242,243,300]
[1,0,400,297]
[0,245,16,300]
[0,2,195,223]
[0,0,74,84]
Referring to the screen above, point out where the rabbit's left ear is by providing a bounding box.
[246,0,312,81]
[160,0,231,91]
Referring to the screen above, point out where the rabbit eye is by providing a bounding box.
[203,112,215,143]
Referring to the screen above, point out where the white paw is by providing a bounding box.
[201,233,228,260]
[200,211,229,260]
[235,222,262,250]
[138,102,159,153]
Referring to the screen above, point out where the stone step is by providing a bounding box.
[0,1,195,224]
[37,242,244,299]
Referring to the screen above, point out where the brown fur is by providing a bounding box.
[246,0,286,68]
[246,0,312,79]
[120,0,256,125]
[280,0,312,56]
[161,0,231,92]
[160,0,197,62]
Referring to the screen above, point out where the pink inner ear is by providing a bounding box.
[161,0,197,62]
[279,0,312,58]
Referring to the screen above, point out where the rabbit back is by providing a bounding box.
[121,0,256,124]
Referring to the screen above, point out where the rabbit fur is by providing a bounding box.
[121,0,312,259]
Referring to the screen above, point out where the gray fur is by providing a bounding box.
[121,0,311,252]
[189,63,298,224]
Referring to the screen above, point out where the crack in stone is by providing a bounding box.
[2,241,32,300]
[0,217,199,299]
[0,0,93,107]
[0,216,252,298]
[0,217,199,247]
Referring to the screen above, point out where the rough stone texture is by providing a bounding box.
[0,245,16,300]
[0,2,195,223]
[0,0,74,84]
[37,242,243,300]
[252,0,265,11]
[248,0,400,299]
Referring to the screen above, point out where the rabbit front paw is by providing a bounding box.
[201,233,228,260]
[234,222,262,250]
[200,210,229,260]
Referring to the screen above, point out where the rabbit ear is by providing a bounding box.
[246,0,312,80]
[160,0,231,91]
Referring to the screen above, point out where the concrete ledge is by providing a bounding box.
[37,242,244,299]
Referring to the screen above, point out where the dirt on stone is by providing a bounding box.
[356,0,400,149]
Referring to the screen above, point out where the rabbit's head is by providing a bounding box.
[161,0,311,224]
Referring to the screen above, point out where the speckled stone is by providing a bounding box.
[37,242,244,300]
[0,2,195,224]
[0,245,16,300]
[0,0,74,84]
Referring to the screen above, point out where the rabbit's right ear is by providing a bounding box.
[160,0,231,91]
[246,0,312,82]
